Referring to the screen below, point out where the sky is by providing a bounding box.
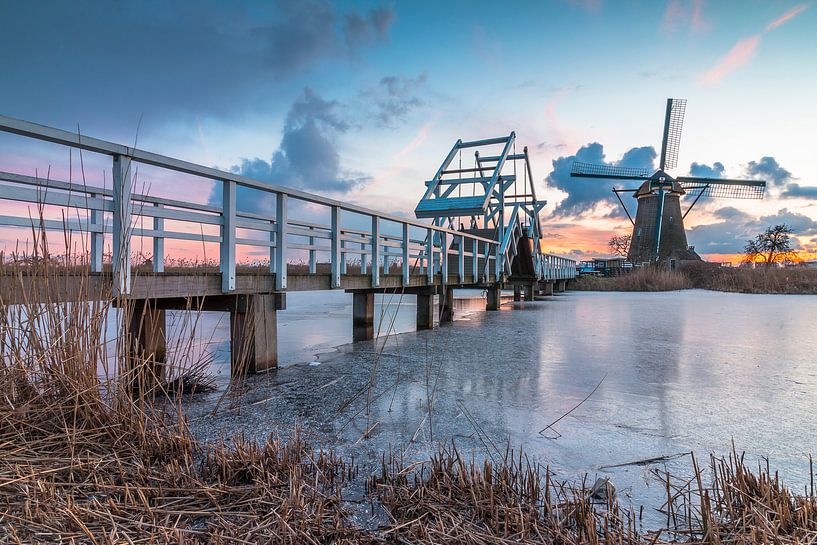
[0,0,815,263]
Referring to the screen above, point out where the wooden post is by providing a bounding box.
[330,206,341,288]
[486,285,500,311]
[220,180,236,292]
[416,289,435,330]
[352,291,375,341]
[308,227,317,274]
[90,192,103,273]
[275,194,288,290]
[439,286,454,323]
[112,154,132,296]
[402,223,410,286]
[125,300,166,394]
[230,294,278,375]
[153,203,164,273]
[371,216,380,287]
[513,285,522,302]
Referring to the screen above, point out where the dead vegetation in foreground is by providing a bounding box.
[3,238,817,543]
[574,264,817,294]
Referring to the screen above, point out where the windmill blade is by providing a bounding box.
[659,98,686,171]
[571,161,652,180]
[677,176,766,199]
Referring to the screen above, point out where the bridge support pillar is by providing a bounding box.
[416,289,435,330]
[543,282,554,296]
[230,294,279,375]
[125,301,166,393]
[513,285,522,302]
[556,280,566,293]
[486,286,500,311]
[523,283,534,301]
[353,291,375,341]
[439,286,454,324]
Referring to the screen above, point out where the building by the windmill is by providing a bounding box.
[571,99,766,267]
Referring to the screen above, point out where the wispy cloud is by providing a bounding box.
[766,3,811,31]
[701,34,761,85]
[702,3,810,84]
[663,0,709,33]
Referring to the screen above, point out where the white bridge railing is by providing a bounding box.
[0,115,575,295]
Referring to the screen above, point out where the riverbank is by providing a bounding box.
[573,265,817,294]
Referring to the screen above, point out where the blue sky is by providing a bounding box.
[1,0,815,260]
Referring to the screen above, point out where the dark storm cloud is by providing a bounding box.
[0,0,395,129]
[689,161,725,178]
[745,156,792,186]
[209,88,370,214]
[362,74,428,127]
[546,143,656,217]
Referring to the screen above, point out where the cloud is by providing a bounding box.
[687,206,817,254]
[363,74,428,127]
[766,3,811,31]
[546,143,656,217]
[689,161,725,178]
[745,156,792,186]
[0,0,395,127]
[343,7,395,48]
[781,183,817,199]
[701,3,809,85]
[210,88,370,214]
[701,35,761,85]
[662,0,709,33]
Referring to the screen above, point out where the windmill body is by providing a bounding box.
[571,99,766,264]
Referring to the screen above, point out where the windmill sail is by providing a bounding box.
[658,98,686,170]
[571,161,651,180]
[677,177,766,199]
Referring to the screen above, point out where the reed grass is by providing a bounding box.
[4,213,817,542]
[574,268,692,292]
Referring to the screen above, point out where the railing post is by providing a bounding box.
[220,180,237,292]
[330,206,341,288]
[458,234,465,283]
[112,154,132,296]
[472,239,479,281]
[440,231,448,285]
[90,192,103,273]
[371,216,380,287]
[275,194,288,290]
[340,238,347,275]
[426,228,434,284]
[269,220,276,274]
[153,203,164,273]
[402,223,410,286]
[360,240,368,275]
[308,226,316,274]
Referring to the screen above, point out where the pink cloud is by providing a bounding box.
[765,3,810,31]
[701,3,810,85]
[701,34,761,84]
[663,0,709,33]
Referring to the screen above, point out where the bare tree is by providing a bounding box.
[744,224,797,266]
[608,234,631,258]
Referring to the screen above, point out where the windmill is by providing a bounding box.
[570,99,766,264]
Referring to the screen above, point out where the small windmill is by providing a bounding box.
[570,99,766,264]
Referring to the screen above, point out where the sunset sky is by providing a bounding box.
[1,0,815,263]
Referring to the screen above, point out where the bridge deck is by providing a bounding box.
[0,114,577,377]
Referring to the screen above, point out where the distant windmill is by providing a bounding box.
[570,99,766,264]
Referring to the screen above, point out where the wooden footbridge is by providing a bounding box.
[0,116,576,374]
